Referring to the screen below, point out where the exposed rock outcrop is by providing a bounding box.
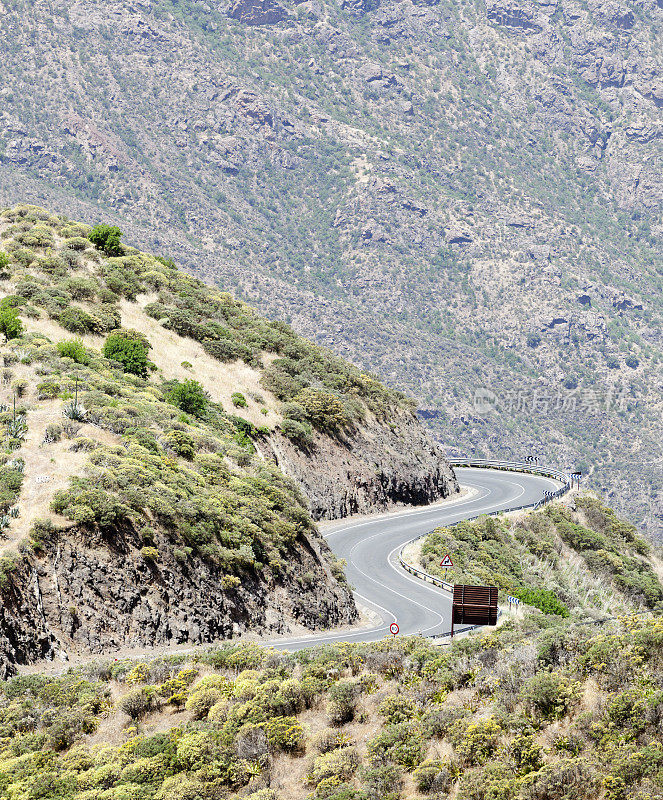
[262,411,459,520]
[228,0,289,25]
[0,523,356,676]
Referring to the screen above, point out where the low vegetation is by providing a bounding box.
[0,206,371,641]
[0,616,662,798]
[421,498,662,618]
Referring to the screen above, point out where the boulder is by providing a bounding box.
[486,0,543,32]
[228,0,289,25]
[445,225,473,244]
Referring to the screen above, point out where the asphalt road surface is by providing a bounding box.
[269,467,564,650]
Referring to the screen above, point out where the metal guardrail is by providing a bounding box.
[397,461,572,639]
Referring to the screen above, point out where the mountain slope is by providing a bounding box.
[0,0,659,535]
[0,204,457,675]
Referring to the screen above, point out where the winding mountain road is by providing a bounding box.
[271,468,565,650]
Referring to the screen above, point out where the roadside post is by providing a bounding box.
[507,595,521,612]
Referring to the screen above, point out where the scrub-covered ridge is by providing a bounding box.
[0,617,662,799]
[0,203,456,675]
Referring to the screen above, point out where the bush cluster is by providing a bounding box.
[0,619,663,799]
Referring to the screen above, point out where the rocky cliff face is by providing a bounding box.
[0,0,660,535]
[262,410,459,519]
[0,522,354,677]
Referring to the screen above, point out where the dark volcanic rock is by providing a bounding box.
[228,0,289,24]
[0,522,357,676]
[261,411,459,520]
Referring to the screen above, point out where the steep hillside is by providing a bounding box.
[0,0,660,535]
[414,495,663,619]
[1,616,663,799]
[0,204,457,675]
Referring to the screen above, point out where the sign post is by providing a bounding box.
[440,554,453,583]
[389,622,399,638]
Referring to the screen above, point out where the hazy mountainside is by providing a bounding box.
[0,0,661,536]
[0,204,456,675]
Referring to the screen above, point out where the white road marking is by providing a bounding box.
[320,469,563,639]
[323,484,492,539]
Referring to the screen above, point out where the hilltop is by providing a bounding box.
[0,0,660,535]
[0,204,456,675]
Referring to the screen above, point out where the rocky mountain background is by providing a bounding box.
[0,0,661,535]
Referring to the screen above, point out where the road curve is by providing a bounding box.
[269,468,564,650]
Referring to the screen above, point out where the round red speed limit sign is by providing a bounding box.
[389,622,399,636]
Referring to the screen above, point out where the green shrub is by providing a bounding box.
[63,237,90,251]
[509,587,569,617]
[56,338,89,364]
[367,723,424,769]
[359,763,403,797]
[164,430,196,460]
[60,277,98,300]
[89,224,123,256]
[118,686,160,720]
[37,255,67,277]
[185,688,225,720]
[103,329,151,377]
[202,338,254,363]
[37,380,60,400]
[59,223,91,239]
[14,225,54,248]
[265,716,305,752]
[141,546,159,561]
[231,392,248,408]
[521,671,578,719]
[378,695,417,724]
[167,379,209,417]
[412,759,454,794]
[0,303,23,341]
[294,388,348,431]
[327,681,358,725]
[449,717,501,766]
[43,424,62,443]
[281,418,314,446]
[307,746,360,786]
[58,307,100,334]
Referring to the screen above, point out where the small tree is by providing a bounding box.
[89,224,123,256]
[167,379,208,417]
[103,329,150,377]
[0,304,23,342]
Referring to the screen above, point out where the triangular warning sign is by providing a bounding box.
[440,554,453,568]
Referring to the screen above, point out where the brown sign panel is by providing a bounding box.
[452,585,498,626]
